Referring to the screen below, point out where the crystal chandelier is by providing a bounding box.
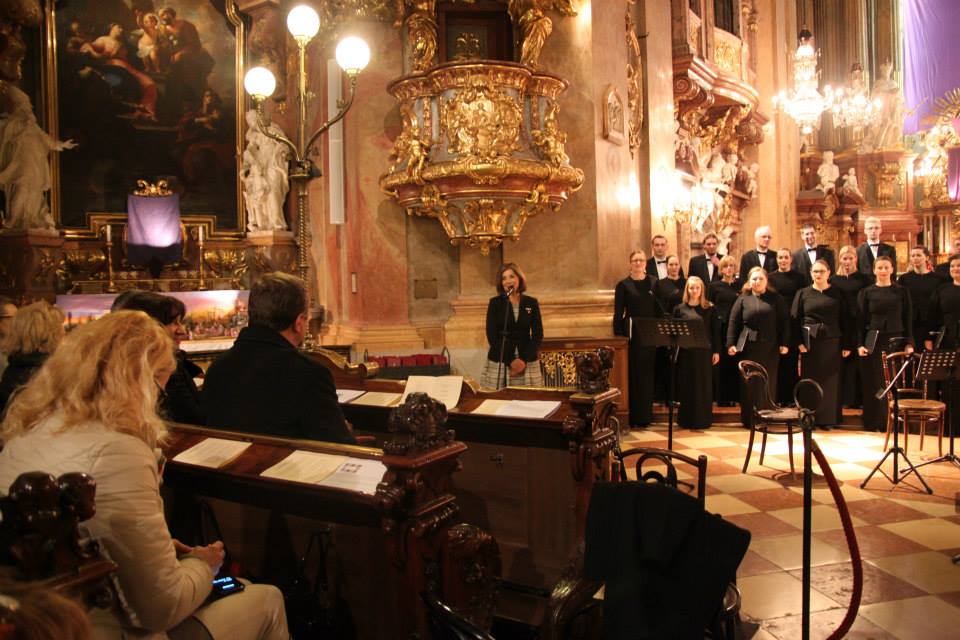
[829,63,881,133]
[773,28,828,135]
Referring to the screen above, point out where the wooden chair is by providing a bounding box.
[738,361,823,474]
[882,351,946,455]
[423,591,495,640]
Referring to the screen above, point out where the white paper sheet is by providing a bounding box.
[348,391,403,407]
[317,458,388,494]
[399,375,463,410]
[172,438,251,468]
[471,399,512,415]
[493,400,562,419]
[336,389,366,404]
[259,450,346,484]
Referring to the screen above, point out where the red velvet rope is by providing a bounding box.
[809,436,863,640]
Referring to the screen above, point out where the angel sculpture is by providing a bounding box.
[507,0,577,68]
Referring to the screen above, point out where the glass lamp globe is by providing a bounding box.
[244,66,277,100]
[287,4,320,43]
[336,36,371,75]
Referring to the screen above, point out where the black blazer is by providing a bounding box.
[646,257,684,280]
[738,249,777,283]
[161,351,205,425]
[857,242,897,277]
[792,245,836,285]
[687,253,723,284]
[486,294,544,363]
[203,325,355,444]
[0,351,47,417]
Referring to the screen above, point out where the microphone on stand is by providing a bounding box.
[504,286,515,297]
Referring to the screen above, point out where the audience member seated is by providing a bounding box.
[0,295,18,377]
[114,291,204,424]
[0,301,64,417]
[0,312,289,639]
[203,272,355,444]
[0,580,91,640]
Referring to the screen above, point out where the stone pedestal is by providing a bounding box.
[0,230,65,302]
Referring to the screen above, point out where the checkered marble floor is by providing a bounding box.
[619,424,960,640]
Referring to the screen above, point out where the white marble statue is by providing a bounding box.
[241,109,289,232]
[744,162,759,199]
[815,150,840,193]
[721,152,739,186]
[0,85,76,231]
[862,61,905,152]
[842,168,863,199]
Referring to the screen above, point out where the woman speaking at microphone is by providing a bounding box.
[857,255,914,431]
[481,263,544,390]
[792,259,853,427]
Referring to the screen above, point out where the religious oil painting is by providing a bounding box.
[57,290,249,341]
[50,1,242,230]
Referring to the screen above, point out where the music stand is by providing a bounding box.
[633,317,709,450]
[860,351,934,494]
[911,349,960,473]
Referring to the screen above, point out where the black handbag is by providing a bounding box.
[284,526,356,639]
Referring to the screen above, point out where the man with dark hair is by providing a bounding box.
[646,235,684,280]
[935,237,960,279]
[203,272,355,443]
[687,233,723,284]
[792,223,835,285]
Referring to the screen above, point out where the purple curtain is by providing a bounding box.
[948,147,960,201]
[126,194,182,266]
[904,0,960,134]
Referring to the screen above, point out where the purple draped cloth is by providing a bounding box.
[126,193,182,266]
[948,147,960,202]
[904,0,960,134]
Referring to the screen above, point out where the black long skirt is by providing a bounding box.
[714,322,740,405]
[800,336,842,425]
[777,348,799,406]
[859,332,899,431]
[678,348,713,429]
[841,352,862,408]
[740,341,779,425]
[627,337,656,426]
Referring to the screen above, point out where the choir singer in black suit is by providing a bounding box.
[792,260,853,427]
[935,238,960,278]
[688,232,723,284]
[727,267,790,425]
[613,250,661,427]
[857,216,898,277]
[673,277,722,429]
[646,235,685,280]
[830,245,873,409]
[739,225,778,283]
[707,255,741,406]
[792,223,836,285]
[857,255,914,431]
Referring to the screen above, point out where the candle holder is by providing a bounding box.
[197,225,207,291]
[103,224,117,293]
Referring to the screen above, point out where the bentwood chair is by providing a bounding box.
[738,361,823,474]
[882,351,946,455]
[423,592,495,640]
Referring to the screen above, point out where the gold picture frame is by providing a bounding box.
[42,1,247,238]
[602,85,625,146]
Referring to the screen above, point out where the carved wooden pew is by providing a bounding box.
[306,347,620,625]
[162,393,499,639]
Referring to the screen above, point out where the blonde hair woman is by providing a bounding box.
[0,312,289,639]
[830,245,872,409]
[673,276,722,429]
[0,301,64,415]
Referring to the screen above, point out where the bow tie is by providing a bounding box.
[657,260,666,264]
[870,244,880,249]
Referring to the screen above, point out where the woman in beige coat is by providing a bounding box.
[0,311,288,639]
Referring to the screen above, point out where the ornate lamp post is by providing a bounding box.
[243,4,370,285]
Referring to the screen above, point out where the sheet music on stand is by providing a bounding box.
[915,350,958,382]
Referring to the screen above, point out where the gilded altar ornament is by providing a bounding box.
[396,0,475,72]
[453,32,482,61]
[625,1,643,157]
[507,0,577,69]
[531,101,568,167]
[603,85,625,145]
[442,76,522,162]
[133,179,173,197]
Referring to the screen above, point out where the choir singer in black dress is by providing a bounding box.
[727,267,790,425]
[613,250,661,427]
[927,254,960,437]
[673,277,722,429]
[831,245,872,409]
[769,249,806,405]
[792,260,853,427]
[652,255,685,402]
[857,255,914,431]
[708,255,741,406]
[898,246,944,351]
